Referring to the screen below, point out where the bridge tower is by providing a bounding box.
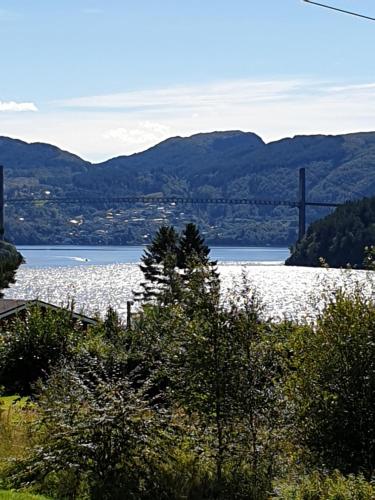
[0,165,4,240]
[298,167,306,241]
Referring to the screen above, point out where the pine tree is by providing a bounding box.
[178,223,211,268]
[138,226,180,303]
[137,223,216,304]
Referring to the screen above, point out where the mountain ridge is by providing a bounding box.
[1,130,375,246]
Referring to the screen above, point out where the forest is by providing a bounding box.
[287,196,375,268]
[0,225,374,499]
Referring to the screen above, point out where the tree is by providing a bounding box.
[138,226,180,303]
[287,289,375,477]
[137,223,215,304]
[178,223,211,268]
[0,241,23,297]
[164,278,282,497]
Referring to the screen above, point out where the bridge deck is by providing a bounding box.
[4,196,341,208]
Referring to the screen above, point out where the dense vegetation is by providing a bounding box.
[0,242,23,296]
[286,196,375,268]
[2,130,375,245]
[1,226,375,498]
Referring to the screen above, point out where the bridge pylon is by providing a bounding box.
[0,165,4,240]
[298,167,306,241]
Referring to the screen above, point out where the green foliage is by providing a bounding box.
[3,237,375,497]
[166,283,283,495]
[274,471,375,499]
[139,225,180,302]
[0,242,23,297]
[0,491,49,500]
[287,197,375,268]
[7,357,172,500]
[0,305,87,395]
[286,289,375,477]
[178,222,211,268]
[0,397,35,479]
[138,223,216,304]
[131,271,283,498]
[102,306,124,344]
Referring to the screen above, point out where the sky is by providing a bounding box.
[1,0,375,162]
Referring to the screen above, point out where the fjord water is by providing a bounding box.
[5,245,370,322]
[17,245,290,268]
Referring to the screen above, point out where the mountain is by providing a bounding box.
[1,130,375,246]
[286,197,375,268]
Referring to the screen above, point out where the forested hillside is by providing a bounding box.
[2,130,375,245]
[286,196,375,268]
[0,240,23,295]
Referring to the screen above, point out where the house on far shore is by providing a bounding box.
[0,299,97,328]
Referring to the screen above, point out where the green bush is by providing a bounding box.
[7,357,174,500]
[273,471,375,499]
[0,305,87,395]
[287,289,375,477]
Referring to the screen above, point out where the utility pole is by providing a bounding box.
[126,300,133,329]
[0,165,4,240]
[298,167,306,241]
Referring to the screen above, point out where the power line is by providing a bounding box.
[303,0,375,22]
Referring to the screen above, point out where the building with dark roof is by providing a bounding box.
[0,299,97,327]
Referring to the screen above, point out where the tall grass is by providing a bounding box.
[0,491,49,500]
[0,397,35,476]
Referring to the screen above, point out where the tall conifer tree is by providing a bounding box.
[138,226,180,302]
[137,223,215,304]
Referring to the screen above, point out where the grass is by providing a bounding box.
[0,491,49,499]
[0,398,46,500]
[0,396,36,474]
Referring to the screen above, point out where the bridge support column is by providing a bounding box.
[0,166,4,240]
[298,167,306,241]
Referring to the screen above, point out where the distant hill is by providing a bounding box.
[1,130,375,245]
[286,197,375,268]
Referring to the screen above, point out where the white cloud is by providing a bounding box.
[56,79,307,111]
[0,101,38,112]
[3,77,375,161]
[104,121,171,150]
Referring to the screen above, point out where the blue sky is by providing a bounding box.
[1,0,375,161]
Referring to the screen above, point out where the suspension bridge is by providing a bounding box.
[0,166,343,243]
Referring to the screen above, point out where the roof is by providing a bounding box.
[0,299,97,325]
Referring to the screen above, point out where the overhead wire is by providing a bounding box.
[303,0,375,22]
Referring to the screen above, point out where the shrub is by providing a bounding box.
[0,305,87,395]
[287,289,375,477]
[7,357,173,500]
